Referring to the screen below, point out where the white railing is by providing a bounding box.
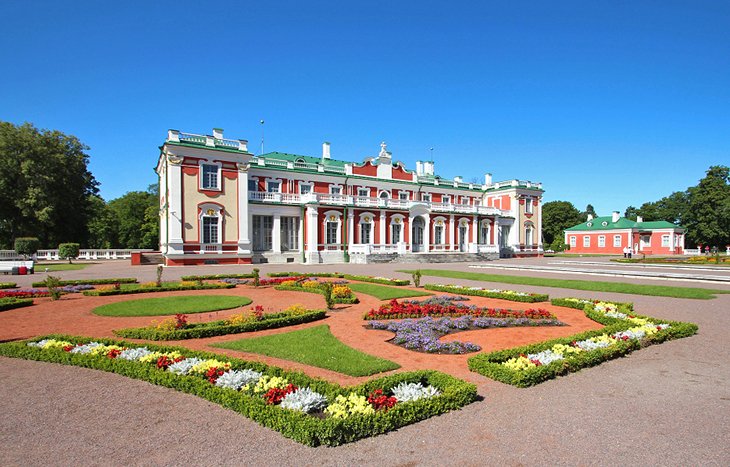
[294,161,319,170]
[248,192,303,203]
[202,244,222,253]
[353,196,381,208]
[684,248,700,256]
[169,130,248,152]
[319,243,344,251]
[319,194,350,205]
[477,244,500,254]
[0,249,155,261]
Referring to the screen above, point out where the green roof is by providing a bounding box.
[565,216,682,231]
[260,151,348,168]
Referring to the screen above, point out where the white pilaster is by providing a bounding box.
[166,155,184,254]
[272,213,281,253]
[449,214,455,250]
[379,210,386,245]
[306,206,319,254]
[236,163,251,254]
[423,214,431,252]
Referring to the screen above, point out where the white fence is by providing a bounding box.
[0,249,154,261]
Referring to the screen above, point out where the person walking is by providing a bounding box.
[623,246,628,258]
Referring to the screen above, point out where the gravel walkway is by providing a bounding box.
[2,260,729,465]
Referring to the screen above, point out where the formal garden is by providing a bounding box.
[0,267,700,445]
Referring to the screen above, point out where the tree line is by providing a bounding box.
[0,122,158,251]
[542,165,730,251]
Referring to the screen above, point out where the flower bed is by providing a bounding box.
[0,282,17,289]
[275,280,359,304]
[369,315,564,354]
[1,335,477,446]
[267,272,410,286]
[31,278,137,287]
[268,272,345,278]
[403,295,470,305]
[0,284,94,299]
[0,297,33,312]
[257,276,307,287]
[467,299,698,387]
[114,306,327,340]
[181,273,256,281]
[364,299,555,320]
[83,282,235,296]
[424,284,549,303]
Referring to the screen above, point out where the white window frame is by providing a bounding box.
[358,212,375,244]
[198,204,223,250]
[661,234,670,247]
[265,178,282,193]
[525,197,533,214]
[280,216,300,251]
[525,225,533,246]
[298,181,313,195]
[433,217,446,245]
[357,187,370,197]
[322,210,342,246]
[199,162,221,191]
[248,177,258,192]
[583,236,590,247]
[398,191,410,201]
[479,220,490,244]
[421,193,431,202]
[598,235,606,248]
[442,195,451,205]
[252,215,273,251]
[613,235,622,247]
[570,236,577,248]
[329,184,343,195]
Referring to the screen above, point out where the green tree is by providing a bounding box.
[107,187,158,249]
[684,166,730,248]
[86,195,119,248]
[58,243,80,263]
[582,204,597,221]
[624,206,639,221]
[0,122,99,248]
[542,201,583,248]
[634,192,688,225]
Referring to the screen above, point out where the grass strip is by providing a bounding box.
[83,282,235,296]
[348,283,432,300]
[400,269,730,299]
[92,295,252,317]
[36,263,93,272]
[213,324,400,376]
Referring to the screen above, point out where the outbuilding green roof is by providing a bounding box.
[565,216,682,231]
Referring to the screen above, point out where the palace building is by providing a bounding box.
[564,212,685,255]
[156,128,544,266]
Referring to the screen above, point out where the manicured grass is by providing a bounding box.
[37,263,94,271]
[92,295,252,317]
[348,283,432,300]
[213,325,400,376]
[399,269,730,300]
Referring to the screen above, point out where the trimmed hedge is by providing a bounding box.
[268,272,345,278]
[83,283,236,296]
[0,282,17,289]
[0,335,478,446]
[32,278,137,287]
[343,274,410,286]
[467,301,698,387]
[114,310,327,340]
[267,272,410,286]
[550,297,634,311]
[274,284,359,304]
[181,273,256,281]
[424,284,549,303]
[0,297,33,312]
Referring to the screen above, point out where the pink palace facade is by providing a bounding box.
[156,128,544,265]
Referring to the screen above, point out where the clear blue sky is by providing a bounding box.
[2,0,728,216]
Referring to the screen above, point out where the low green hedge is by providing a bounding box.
[467,301,698,387]
[114,310,327,340]
[268,272,345,278]
[0,335,477,446]
[32,278,137,287]
[0,282,17,289]
[424,284,549,303]
[343,274,410,286]
[0,297,33,312]
[181,273,256,281]
[83,283,236,296]
[550,297,634,311]
[274,284,359,304]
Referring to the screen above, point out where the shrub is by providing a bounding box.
[181,273,256,281]
[252,268,260,287]
[320,282,335,310]
[31,278,137,287]
[14,237,40,258]
[412,270,422,287]
[58,243,80,263]
[44,275,62,301]
[0,283,17,289]
[302,280,321,289]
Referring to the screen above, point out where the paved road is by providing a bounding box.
[2,259,729,465]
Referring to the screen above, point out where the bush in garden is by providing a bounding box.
[58,243,80,263]
[44,275,62,301]
[320,282,335,310]
[412,270,422,287]
[302,280,321,290]
[14,237,40,259]
[252,268,260,287]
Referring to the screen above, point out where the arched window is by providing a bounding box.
[198,203,223,251]
[390,215,405,243]
[358,212,375,244]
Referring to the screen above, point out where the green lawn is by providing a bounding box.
[92,295,252,317]
[37,263,94,272]
[213,325,400,376]
[399,269,730,300]
[348,282,432,300]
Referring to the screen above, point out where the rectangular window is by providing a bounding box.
[201,164,219,190]
[442,195,451,204]
[525,227,533,245]
[329,186,341,195]
[360,223,371,244]
[357,188,369,197]
[479,224,489,244]
[202,216,218,244]
[598,235,605,248]
[661,235,670,247]
[392,223,401,243]
[326,221,338,245]
[613,235,622,247]
[399,192,409,200]
[252,215,273,251]
[299,183,311,195]
[583,236,590,247]
[434,225,443,244]
[248,179,257,192]
[280,217,299,251]
[421,193,431,202]
[570,236,577,247]
[525,198,533,214]
[267,181,280,193]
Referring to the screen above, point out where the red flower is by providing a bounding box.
[367,389,397,411]
[205,367,226,384]
[107,349,121,359]
[63,345,74,352]
[263,384,298,405]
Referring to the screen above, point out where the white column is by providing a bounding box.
[236,165,251,254]
[471,215,478,252]
[449,214,455,250]
[272,213,281,253]
[298,216,304,252]
[423,214,431,251]
[536,199,543,250]
[166,156,184,254]
[408,215,414,251]
[379,210,386,245]
[306,206,319,254]
[347,211,354,250]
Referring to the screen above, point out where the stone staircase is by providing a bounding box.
[365,252,498,264]
[139,252,165,265]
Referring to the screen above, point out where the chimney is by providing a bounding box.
[484,173,492,185]
[213,128,224,139]
[587,214,594,221]
[637,216,643,223]
[423,161,434,175]
[416,161,424,176]
[322,142,331,160]
[612,211,620,223]
[454,176,463,183]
